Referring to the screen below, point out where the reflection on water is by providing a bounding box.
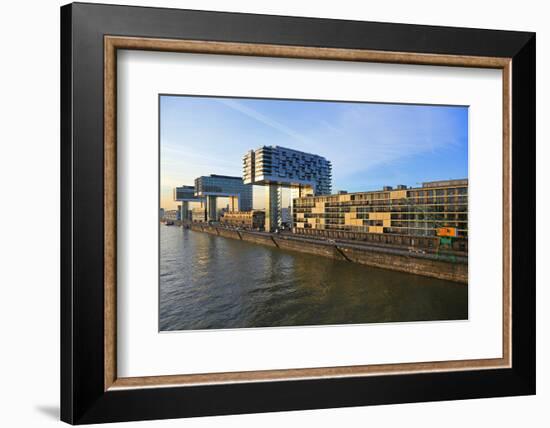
[160,226,467,331]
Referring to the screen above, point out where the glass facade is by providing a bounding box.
[194,175,253,211]
[243,145,332,195]
[174,185,199,201]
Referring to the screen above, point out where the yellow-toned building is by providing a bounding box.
[191,207,206,223]
[220,210,266,230]
[293,179,468,238]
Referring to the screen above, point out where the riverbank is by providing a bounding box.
[187,223,467,283]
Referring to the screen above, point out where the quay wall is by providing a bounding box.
[338,246,467,284]
[294,227,468,252]
[189,224,467,283]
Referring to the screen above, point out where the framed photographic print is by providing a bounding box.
[60,2,536,424]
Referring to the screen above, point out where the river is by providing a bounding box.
[160,225,467,331]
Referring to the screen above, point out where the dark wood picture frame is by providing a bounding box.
[61,2,536,424]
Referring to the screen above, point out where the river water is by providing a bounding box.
[160,226,467,331]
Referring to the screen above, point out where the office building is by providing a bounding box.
[243,146,332,194]
[174,185,200,221]
[243,146,332,231]
[193,175,252,221]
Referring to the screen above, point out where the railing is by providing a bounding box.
[292,227,468,252]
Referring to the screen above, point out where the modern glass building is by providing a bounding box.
[173,185,197,201]
[243,146,332,231]
[194,174,253,221]
[293,179,468,239]
[243,145,332,195]
[173,185,200,221]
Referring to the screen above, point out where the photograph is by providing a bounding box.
[54,2,537,424]
[159,95,469,331]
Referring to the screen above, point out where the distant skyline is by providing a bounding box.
[160,95,468,210]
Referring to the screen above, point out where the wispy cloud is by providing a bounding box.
[307,104,466,178]
[162,144,237,169]
[216,98,314,147]
[160,95,468,206]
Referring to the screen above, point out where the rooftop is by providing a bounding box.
[255,145,329,160]
[422,179,468,188]
[296,179,468,199]
[202,174,244,180]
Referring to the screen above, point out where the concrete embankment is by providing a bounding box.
[189,224,467,284]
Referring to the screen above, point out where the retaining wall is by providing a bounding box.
[189,224,467,283]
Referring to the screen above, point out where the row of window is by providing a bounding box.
[294,188,468,205]
[299,223,468,237]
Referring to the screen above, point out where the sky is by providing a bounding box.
[160,95,468,210]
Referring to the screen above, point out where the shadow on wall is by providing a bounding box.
[35,405,59,420]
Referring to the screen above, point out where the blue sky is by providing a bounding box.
[160,95,468,210]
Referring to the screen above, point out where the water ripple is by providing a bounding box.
[160,227,467,331]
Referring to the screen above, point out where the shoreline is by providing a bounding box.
[183,223,468,284]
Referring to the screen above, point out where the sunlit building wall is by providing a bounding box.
[220,210,266,230]
[293,179,468,238]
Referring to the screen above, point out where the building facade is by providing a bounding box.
[243,145,332,195]
[220,210,266,230]
[194,174,253,221]
[243,145,332,231]
[174,185,200,221]
[293,179,468,239]
[174,185,196,201]
[191,207,207,223]
[163,209,181,222]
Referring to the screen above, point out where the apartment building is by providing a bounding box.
[220,210,266,230]
[293,179,468,238]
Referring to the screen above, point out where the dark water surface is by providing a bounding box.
[160,226,467,331]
